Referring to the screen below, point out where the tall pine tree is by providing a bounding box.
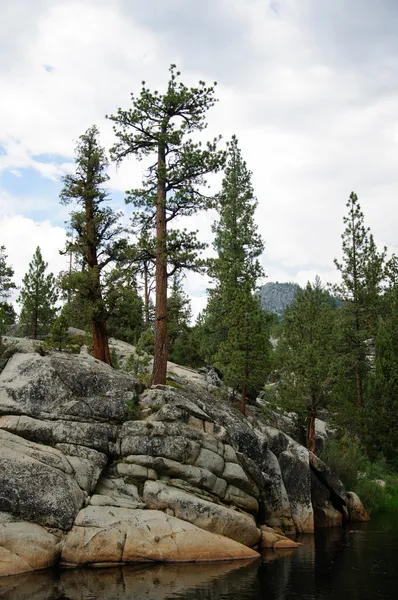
[108,65,225,384]
[60,125,125,365]
[364,255,398,466]
[18,247,57,339]
[208,136,269,414]
[334,192,385,408]
[167,275,192,363]
[275,278,337,453]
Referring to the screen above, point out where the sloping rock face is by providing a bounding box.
[61,507,257,566]
[0,347,367,577]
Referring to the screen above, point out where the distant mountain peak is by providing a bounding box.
[256,281,300,317]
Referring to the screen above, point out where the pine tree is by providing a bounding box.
[49,311,70,351]
[334,192,385,408]
[167,275,192,362]
[18,247,57,338]
[215,293,271,413]
[363,255,398,466]
[207,136,268,414]
[121,229,156,331]
[108,65,225,384]
[275,278,337,453]
[105,267,144,345]
[60,125,126,365]
[0,246,17,337]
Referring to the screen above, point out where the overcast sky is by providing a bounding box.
[1,0,397,318]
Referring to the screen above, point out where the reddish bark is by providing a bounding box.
[306,414,316,454]
[92,317,111,364]
[85,189,111,366]
[144,266,150,330]
[152,138,168,385]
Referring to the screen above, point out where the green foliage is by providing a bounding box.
[320,433,367,490]
[0,244,17,337]
[108,65,226,382]
[18,247,57,339]
[363,284,398,466]
[68,333,89,348]
[168,275,192,363]
[125,396,141,420]
[209,136,264,290]
[354,457,398,514]
[43,312,88,354]
[0,339,18,373]
[60,126,125,268]
[48,312,69,351]
[215,293,272,400]
[60,125,126,363]
[165,378,184,390]
[333,192,386,410]
[319,437,398,514]
[168,324,205,368]
[108,64,225,249]
[109,347,119,370]
[125,353,151,379]
[0,302,16,335]
[0,246,17,300]
[204,136,270,405]
[136,328,155,356]
[58,270,92,330]
[124,329,154,379]
[354,478,389,514]
[105,268,144,345]
[274,278,337,444]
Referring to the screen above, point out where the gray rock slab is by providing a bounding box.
[0,429,85,530]
[143,481,260,547]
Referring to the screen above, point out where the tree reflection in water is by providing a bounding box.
[1,516,397,600]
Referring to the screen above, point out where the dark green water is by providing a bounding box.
[1,515,397,600]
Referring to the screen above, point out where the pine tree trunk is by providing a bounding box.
[92,316,111,365]
[355,367,363,408]
[240,364,248,416]
[306,414,316,453]
[354,310,363,408]
[152,139,168,385]
[85,195,111,366]
[91,274,112,366]
[240,383,247,416]
[33,301,38,340]
[144,267,150,330]
[351,212,363,409]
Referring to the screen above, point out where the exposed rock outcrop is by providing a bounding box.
[346,492,370,522]
[61,506,257,566]
[0,344,368,577]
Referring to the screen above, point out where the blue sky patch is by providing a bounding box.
[31,152,69,164]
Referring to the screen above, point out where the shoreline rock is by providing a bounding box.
[0,345,369,577]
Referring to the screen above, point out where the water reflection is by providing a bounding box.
[0,560,260,600]
[260,516,398,600]
[1,516,397,600]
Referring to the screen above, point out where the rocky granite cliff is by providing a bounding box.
[256,282,301,318]
[0,339,368,577]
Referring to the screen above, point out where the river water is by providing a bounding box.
[1,514,397,600]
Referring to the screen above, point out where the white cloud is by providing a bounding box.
[0,215,68,306]
[1,0,398,322]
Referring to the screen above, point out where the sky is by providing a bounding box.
[1,0,397,319]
